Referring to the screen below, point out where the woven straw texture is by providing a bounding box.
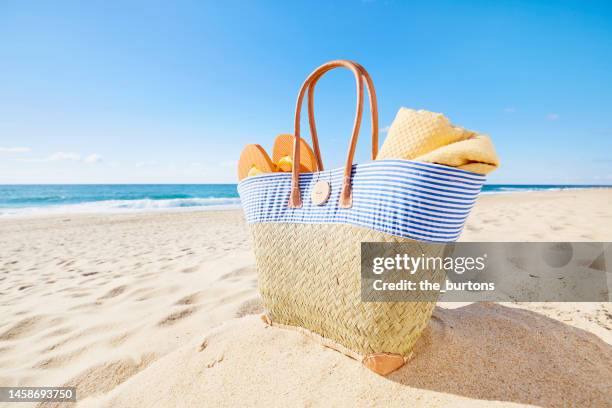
[376,108,499,174]
[250,222,446,356]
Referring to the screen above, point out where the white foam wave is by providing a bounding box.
[0,197,242,218]
[480,188,562,195]
[480,186,609,195]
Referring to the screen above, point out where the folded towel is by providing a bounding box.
[376,108,499,174]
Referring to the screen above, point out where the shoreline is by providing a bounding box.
[479,185,612,195]
[0,203,243,219]
[1,187,611,220]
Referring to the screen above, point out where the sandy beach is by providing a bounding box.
[1,189,611,407]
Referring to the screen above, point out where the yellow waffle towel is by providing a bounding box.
[376,108,499,174]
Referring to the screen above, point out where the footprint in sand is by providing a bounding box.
[61,353,157,400]
[234,297,263,318]
[174,292,203,306]
[107,331,134,348]
[130,285,179,302]
[135,271,157,279]
[68,301,100,311]
[97,285,127,301]
[0,345,15,355]
[70,292,91,298]
[43,325,74,339]
[81,271,99,277]
[0,315,47,341]
[33,346,89,369]
[157,307,198,327]
[219,266,256,282]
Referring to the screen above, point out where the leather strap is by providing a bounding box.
[307,61,379,170]
[288,60,377,208]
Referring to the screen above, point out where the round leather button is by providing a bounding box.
[311,180,331,205]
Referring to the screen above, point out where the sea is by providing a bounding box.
[0,184,610,217]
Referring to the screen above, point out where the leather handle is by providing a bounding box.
[307,61,379,171]
[289,60,376,208]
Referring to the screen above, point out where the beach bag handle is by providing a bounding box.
[289,60,379,208]
[306,61,379,172]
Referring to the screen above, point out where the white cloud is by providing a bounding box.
[546,113,560,121]
[83,153,103,164]
[503,107,516,113]
[2,148,103,164]
[0,146,31,153]
[48,152,81,161]
[37,151,103,164]
[379,125,391,133]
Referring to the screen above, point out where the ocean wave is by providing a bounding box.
[480,187,562,195]
[0,197,242,217]
[480,186,611,195]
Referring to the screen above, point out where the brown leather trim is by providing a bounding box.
[338,175,353,208]
[289,60,378,209]
[260,314,272,326]
[289,185,303,208]
[362,353,407,376]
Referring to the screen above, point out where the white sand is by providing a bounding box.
[1,190,611,407]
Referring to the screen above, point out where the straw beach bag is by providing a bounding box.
[238,60,485,375]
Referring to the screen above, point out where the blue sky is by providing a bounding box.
[1,0,611,184]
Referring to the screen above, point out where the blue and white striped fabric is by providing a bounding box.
[238,159,485,242]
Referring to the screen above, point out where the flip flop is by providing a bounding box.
[237,144,277,181]
[272,134,318,173]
